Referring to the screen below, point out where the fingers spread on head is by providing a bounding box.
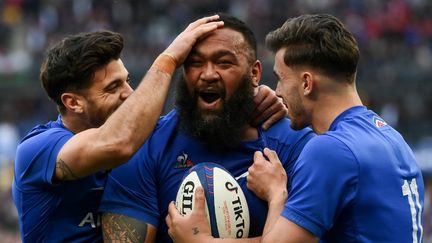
[189,15,219,28]
[191,21,223,43]
[187,15,219,29]
[200,22,224,33]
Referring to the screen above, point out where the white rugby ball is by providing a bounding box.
[175,163,250,238]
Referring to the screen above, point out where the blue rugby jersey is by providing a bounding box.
[282,106,424,242]
[99,109,315,243]
[12,116,106,242]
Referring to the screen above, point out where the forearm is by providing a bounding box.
[102,212,156,243]
[261,192,287,242]
[97,62,174,163]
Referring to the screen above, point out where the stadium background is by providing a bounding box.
[0,0,431,241]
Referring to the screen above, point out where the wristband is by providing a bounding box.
[150,52,177,75]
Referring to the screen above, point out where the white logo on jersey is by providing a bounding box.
[78,212,101,228]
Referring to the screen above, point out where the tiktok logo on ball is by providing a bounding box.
[225,182,246,238]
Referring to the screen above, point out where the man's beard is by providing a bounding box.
[175,75,255,151]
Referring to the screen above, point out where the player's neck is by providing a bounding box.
[311,89,362,134]
[61,113,91,134]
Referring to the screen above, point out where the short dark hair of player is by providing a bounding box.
[266,14,359,82]
[40,30,124,113]
[217,12,257,64]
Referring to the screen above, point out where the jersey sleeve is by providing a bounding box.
[281,135,359,237]
[14,128,72,189]
[99,141,160,227]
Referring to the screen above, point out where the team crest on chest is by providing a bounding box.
[174,152,194,168]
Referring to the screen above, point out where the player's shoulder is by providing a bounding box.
[152,109,178,134]
[130,109,179,163]
[294,134,359,178]
[141,109,179,151]
[19,121,72,150]
[158,109,178,123]
[301,134,355,163]
[306,133,345,149]
[14,122,73,185]
[325,108,390,148]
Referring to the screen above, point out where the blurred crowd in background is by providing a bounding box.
[0,0,431,242]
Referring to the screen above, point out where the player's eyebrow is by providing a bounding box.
[212,50,237,59]
[104,74,130,91]
[189,49,236,59]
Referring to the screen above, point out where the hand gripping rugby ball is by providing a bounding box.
[175,163,250,238]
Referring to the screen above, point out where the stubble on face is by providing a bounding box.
[275,48,309,131]
[286,88,308,131]
[83,59,130,128]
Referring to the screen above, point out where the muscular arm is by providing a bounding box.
[55,68,172,181]
[102,212,157,243]
[54,15,224,181]
[55,63,178,181]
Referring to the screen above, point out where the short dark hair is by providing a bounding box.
[266,14,359,82]
[40,30,124,113]
[217,13,257,62]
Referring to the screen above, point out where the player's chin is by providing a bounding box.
[198,106,223,119]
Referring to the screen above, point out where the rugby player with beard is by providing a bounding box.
[99,13,315,243]
[176,72,256,151]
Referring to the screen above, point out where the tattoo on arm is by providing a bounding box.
[102,212,148,243]
[192,227,200,235]
[55,158,79,181]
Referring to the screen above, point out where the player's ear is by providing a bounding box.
[250,60,261,88]
[301,71,314,96]
[61,92,85,113]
